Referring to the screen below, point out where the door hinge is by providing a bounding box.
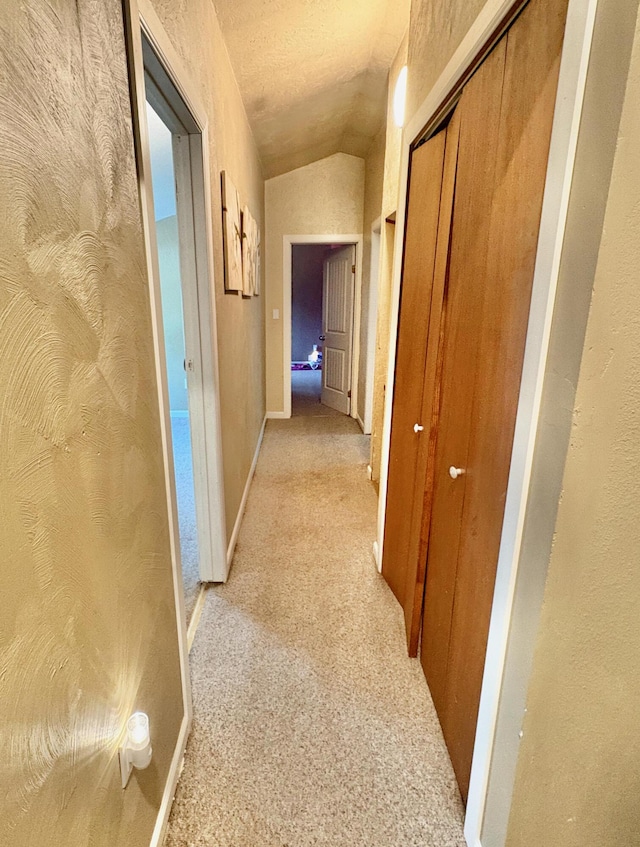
[352,264,356,274]
[347,390,352,398]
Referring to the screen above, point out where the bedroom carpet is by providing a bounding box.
[170,413,201,625]
[164,387,465,846]
[290,368,342,417]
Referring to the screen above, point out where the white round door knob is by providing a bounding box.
[414,423,424,433]
[449,466,465,479]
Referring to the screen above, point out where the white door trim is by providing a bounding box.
[137,0,207,128]
[282,234,363,419]
[136,0,227,586]
[364,218,382,434]
[374,1,599,844]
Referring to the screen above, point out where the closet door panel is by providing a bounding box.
[403,111,461,655]
[381,131,447,606]
[420,40,507,725]
[443,0,570,799]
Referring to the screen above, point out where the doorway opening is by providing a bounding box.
[145,100,202,623]
[287,240,359,418]
[135,32,227,633]
[291,244,326,415]
[292,243,356,417]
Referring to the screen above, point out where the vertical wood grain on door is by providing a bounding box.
[378,0,568,801]
[402,111,461,656]
[420,40,508,726]
[381,131,447,606]
[437,0,570,800]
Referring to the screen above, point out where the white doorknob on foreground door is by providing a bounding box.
[414,423,424,433]
[449,466,465,479]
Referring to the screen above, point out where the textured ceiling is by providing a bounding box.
[212,0,410,177]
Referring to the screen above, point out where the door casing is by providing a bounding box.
[279,234,363,420]
[139,35,227,590]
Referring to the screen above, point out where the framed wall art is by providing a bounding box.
[221,171,243,292]
[242,205,260,297]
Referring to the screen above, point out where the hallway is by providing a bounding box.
[165,402,465,845]
[3,0,639,844]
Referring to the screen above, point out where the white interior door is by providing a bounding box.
[321,245,355,414]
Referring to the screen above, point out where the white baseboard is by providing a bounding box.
[226,415,267,569]
[372,539,381,573]
[149,712,190,847]
[186,584,207,652]
[356,414,365,432]
[266,410,289,419]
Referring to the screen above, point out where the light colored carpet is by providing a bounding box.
[170,413,200,625]
[291,368,342,418]
[165,398,466,846]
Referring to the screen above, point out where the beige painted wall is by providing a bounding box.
[405,0,487,122]
[382,34,409,220]
[265,153,365,413]
[149,0,265,543]
[0,1,183,844]
[356,124,387,424]
[370,36,407,483]
[505,7,640,844]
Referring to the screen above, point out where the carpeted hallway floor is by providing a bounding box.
[164,380,466,846]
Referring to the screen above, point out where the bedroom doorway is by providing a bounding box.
[290,244,326,415]
[131,29,228,634]
[289,241,358,418]
[145,100,203,624]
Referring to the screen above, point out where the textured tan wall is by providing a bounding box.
[370,37,407,482]
[382,35,409,219]
[149,0,265,542]
[0,1,183,845]
[356,125,387,424]
[265,153,365,413]
[405,0,487,123]
[505,9,640,845]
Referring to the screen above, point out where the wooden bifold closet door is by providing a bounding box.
[382,0,569,801]
[381,114,459,649]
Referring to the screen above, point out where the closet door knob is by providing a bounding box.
[414,423,424,433]
[449,466,465,479]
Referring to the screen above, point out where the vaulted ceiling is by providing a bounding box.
[212,0,410,178]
